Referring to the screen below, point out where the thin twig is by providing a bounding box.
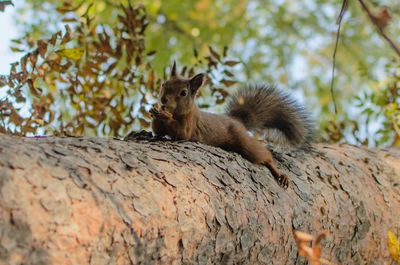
[330,1,347,115]
[0,98,8,132]
[0,110,6,130]
[358,0,400,58]
[336,0,349,25]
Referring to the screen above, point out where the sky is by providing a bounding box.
[0,2,20,75]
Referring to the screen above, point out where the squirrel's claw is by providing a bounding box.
[263,161,290,189]
[150,105,173,120]
[150,106,160,118]
[277,174,289,189]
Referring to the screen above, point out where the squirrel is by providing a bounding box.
[150,62,314,188]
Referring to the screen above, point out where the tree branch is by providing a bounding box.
[358,0,400,58]
[0,135,399,264]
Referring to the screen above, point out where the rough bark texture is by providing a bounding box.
[0,134,399,265]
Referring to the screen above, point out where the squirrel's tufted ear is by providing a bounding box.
[189,73,205,94]
[170,61,177,77]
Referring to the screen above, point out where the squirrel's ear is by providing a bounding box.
[189,73,205,93]
[170,61,177,77]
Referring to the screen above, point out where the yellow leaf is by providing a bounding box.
[32,119,44,126]
[320,95,331,106]
[56,48,84,61]
[388,230,400,264]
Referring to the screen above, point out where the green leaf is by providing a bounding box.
[56,48,84,61]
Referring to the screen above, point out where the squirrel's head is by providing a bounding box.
[158,61,205,116]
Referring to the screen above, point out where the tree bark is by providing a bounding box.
[0,134,399,265]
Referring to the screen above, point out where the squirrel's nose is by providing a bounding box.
[161,96,168,105]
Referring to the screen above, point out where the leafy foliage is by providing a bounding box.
[0,1,238,137]
[1,0,400,146]
[352,63,400,146]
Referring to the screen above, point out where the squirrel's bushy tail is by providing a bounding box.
[226,85,314,147]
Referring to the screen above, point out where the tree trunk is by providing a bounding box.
[0,134,399,265]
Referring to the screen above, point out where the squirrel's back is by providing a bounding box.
[226,85,314,147]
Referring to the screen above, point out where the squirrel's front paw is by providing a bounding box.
[159,110,173,120]
[150,105,173,120]
[150,105,160,118]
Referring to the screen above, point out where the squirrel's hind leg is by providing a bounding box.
[249,140,289,188]
[262,156,289,188]
[229,123,289,188]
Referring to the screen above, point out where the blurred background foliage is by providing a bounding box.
[0,0,399,147]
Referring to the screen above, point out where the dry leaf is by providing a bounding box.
[373,7,391,30]
[61,25,72,45]
[221,79,236,87]
[37,40,48,58]
[209,46,221,61]
[293,230,333,265]
[224,60,240,66]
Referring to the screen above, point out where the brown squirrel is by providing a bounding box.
[150,62,314,188]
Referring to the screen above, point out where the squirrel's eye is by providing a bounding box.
[180,89,188,97]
